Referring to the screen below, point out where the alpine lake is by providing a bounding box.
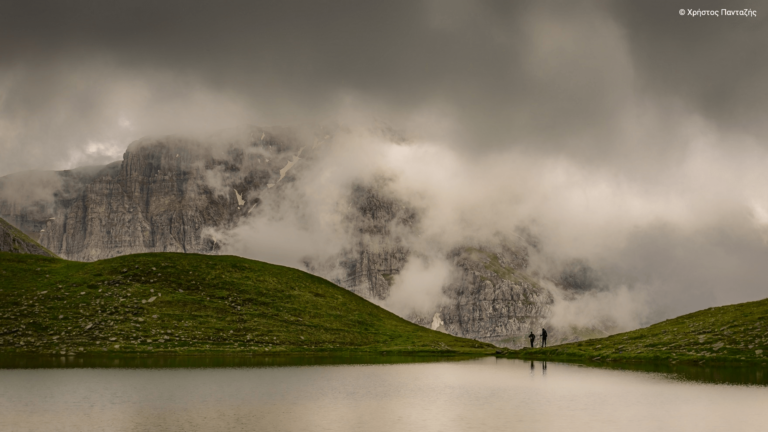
[0,354,765,431]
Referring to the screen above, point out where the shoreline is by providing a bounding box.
[498,348,768,367]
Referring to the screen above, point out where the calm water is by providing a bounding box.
[0,357,765,432]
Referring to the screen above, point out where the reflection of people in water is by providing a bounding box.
[541,328,548,348]
[529,331,535,348]
[530,360,535,372]
[542,361,547,375]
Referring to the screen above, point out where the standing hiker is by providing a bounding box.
[528,331,535,348]
[541,328,548,348]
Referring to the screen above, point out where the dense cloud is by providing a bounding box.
[2,0,765,173]
[1,0,766,325]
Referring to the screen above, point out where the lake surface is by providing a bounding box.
[0,356,765,431]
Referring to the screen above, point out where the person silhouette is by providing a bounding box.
[541,328,548,348]
[528,331,535,348]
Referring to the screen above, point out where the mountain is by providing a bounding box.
[312,182,554,344]
[0,127,573,345]
[505,297,768,365]
[415,246,553,341]
[0,165,111,243]
[0,127,323,261]
[0,252,494,355]
[0,216,57,257]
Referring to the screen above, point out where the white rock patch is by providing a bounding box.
[274,147,305,186]
[431,313,445,332]
[234,189,245,206]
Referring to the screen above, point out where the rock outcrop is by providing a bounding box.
[334,182,416,300]
[313,180,554,344]
[0,216,57,257]
[1,128,308,261]
[0,165,111,242]
[426,246,552,342]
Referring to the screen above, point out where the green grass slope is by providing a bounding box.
[504,298,768,365]
[0,217,58,258]
[0,252,495,356]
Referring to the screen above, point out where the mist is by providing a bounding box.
[1,0,767,330]
[196,126,768,327]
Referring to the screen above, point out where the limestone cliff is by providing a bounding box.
[0,164,111,242]
[0,216,57,257]
[313,180,554,343]
[425,246,553,342]
[335,182,416,300]
[2,128,308,261]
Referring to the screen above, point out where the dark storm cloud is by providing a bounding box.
[608,0,768,138]
[1,0,765,174]
[0,1,768,169]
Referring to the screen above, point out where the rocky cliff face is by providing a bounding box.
[0,216,57,257]
[333,182,416,300]
[1,128,307,261]
[307,180,554,345]
[40,138,234,261]
[420,246,553,343]
[0,165,110,242]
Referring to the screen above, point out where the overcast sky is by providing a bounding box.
[1,0,765,175]
[1,0,767,320]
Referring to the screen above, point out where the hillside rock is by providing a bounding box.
[2,128,307,261]
[0,216,57,257]
[311,180,554,342]
[0,165,111,242]
[408,246,553,344]
[334,182,416,299]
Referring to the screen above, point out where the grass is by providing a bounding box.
[502,297,768,365]
[0,252,496,356]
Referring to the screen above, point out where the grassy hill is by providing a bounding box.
[503,298,768,365]
[0,252,495,356]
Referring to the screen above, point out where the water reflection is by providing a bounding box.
[0,354,765,386]
[0,358,764,432]
[0,353,482,369]
[567,359,768,387]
